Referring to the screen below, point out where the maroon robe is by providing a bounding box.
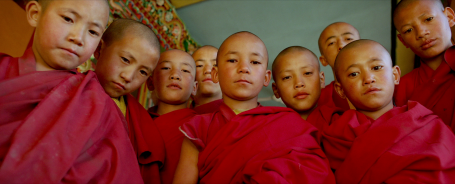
[193,99,223,114]
[0,49,143,183]
[124,94,165,184]
[394,46,455,132]
[318,101,455,183]
[149,107,197,184]
[318,81,350,110]
[180,102,335,184]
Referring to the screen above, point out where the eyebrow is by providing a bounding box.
[182,62,194,69]
[279,66,311,74]
[61,8,104,30]
[325,32,355,43]
[225,51,263,58]
[345,58,383,72]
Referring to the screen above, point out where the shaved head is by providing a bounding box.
[38,0,109,12]
[272,46,319,81]
[393,0,444,28]
[102,19,160,53]
[218,31,269,66]
[193,45,218,54]
[318,22,360,56]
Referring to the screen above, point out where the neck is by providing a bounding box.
[32,45,54,71]
[298,105,317,120]
[358,100,394,120]
[194,93,222,107]
[222,95,258,111]
[421,52,445,71]
[156,102,187,115]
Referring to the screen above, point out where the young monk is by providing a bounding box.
[0,0,143,183]
[394,0,455,132]
[191,45,223,114]
[317,22,360,110]
[94,18,165,184]
[147,49,198,184]
[174,32,335,184]
[320,39,455,183]
[271,46,325,130]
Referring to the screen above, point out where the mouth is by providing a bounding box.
[235,79,251,84]
[364,87,381,95]
[202,78,213,82]
[421,39,436,50]
[61,48,79,57]
[113,82,126,90]
[294,91,309,99]
[167,83,182,89]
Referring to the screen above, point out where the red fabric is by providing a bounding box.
[181,102,335,184]
[125,94,165,184]
[152,108,196,184]
[318,81,350,110]
[0,50,144,183]
[193,99,223,114]
[394,46,455,132]
[319,101,455,183]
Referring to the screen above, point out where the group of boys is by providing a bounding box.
[0,0,455,183]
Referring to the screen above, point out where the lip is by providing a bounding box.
[113,82,126,90]
[294,91,309,99]
[202,78,213,82]
[364,87,381,95]
[420,39,436,50]
[167,82,182,89]
[235,79,251,84]
[61,48,79,56]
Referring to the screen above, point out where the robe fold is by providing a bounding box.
[193,99,223,114]
[125,94,165,184]
[319,101,455,183]
[150,108,196,184]
[318,81,350,110]
[0,49,143,183]
[394,46,455,132]
[180,102,335,184]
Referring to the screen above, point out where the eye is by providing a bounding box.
[214,64,218,67]
[348,72,359,77]
[227,59,236,63]
[89,30,100,36]
[140,70,148,76]
[372,65,383,70]
[282,76,291,80]
[346,38,353,41]
[425,17,434,22]
[404,28,413,34]
[62,16,73,23]
[121,57,130,64]
[196,64,203,68]
[182,69,191,73]
[304,72,313,75]
[251,61,261,65]
[161,67,170,70]
[328,42,334,46]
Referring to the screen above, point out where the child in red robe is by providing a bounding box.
[174,32,335,184]
[317,22,360,110]
[191,45,223,114]
[0,1,143,183]
[271,46,325,131]
[393,0,455,132]
[321,39,455,183]
[147,49,198,184]
[94,18,164,184]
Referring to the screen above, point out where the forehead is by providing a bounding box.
[112,35,158,61]
[276,51,318,71]
[193,47,217,60]
[321,23,358,41]
[220,34,267,57]
[337,43,390,70]
[394,0,441,24]
[46,0,109,25]
[159,51,195,67]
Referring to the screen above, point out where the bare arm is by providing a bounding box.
[173,137,199,184]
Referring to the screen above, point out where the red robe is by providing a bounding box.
[394,46,455,132]
[124,94,165,184]
[193,99,223,114]
[0,49,143,183]
[318,81,350,110]
[318,101,455,183]
[180,102,335,184]
[149,107,197,184]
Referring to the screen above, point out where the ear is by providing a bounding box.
[211,66,219,83]
[334,81,347,99]
[392,65,401,85]
[319,71,326,88]
[191,81,198,96]
[94,39,104,60]
[271,82,281,99]
[319,55,329,67]
[26,1,41,28]
[444,7,455,27]
[263,70,272,87]
[146,76,155,91]
[397,34,410,48]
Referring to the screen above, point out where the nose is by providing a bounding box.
[338,40,347,51]
[170,69,181,81]
[120,67,134,83]
[204,64,212,75]
[363,71,376,85]
[238,61,250,74]
[295,76,305,89]
[416,25,429,39]
[68,24,85,46]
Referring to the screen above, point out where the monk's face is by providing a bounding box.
[96,34,159,98]
[272,50,324,113]
[213,33,271,101]
[319,23,359,69]
[27,0,109,71]
[335,42,400,112]
[152,50,197,105]
[193,47,221,97]
[395,0,455,60]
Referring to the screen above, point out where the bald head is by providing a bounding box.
[393,0,444,29]
[102,19,160,53]
[218,31,269,67]
[159,49,196,74]
[272,46,319,80]
[38,0,109,12]
[318,22,360,56]
[194,45,218,54]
